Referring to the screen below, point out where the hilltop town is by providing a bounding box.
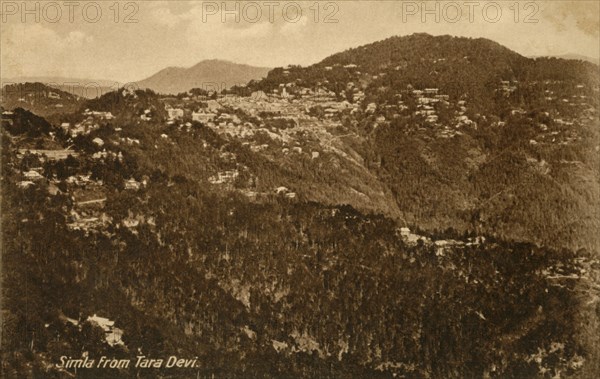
[2,33,599,378]
[3,46,599,254]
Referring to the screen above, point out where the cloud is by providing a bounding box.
[146,1,172,9]
[2,1,598,81]
[185,5,274,43]
[2,24,93,51]
[148,3,191,28]
[65,31,94,46]
[280,15,309,37]
[1,24,94,77]
[542,1,600,38]
[167,5,278,67]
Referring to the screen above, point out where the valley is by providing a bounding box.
[1,33,599,378]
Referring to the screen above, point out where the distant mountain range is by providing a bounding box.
[2,32,600,379]
[0,82,83,117]
[4,52,595,100]
[2,60,270,98]
[2,77,121,99]
[244,33,600,252]
[530,54,600,66]
[135,59,271,95]
[250,33,598,113]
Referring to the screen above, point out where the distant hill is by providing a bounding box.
[534,54,600,66]
[246,33,600,252]
[1,82,83,117]
[2,77,121,99]
[3,33,600,379]
[83,86,167,122]
[135,59,270,95]
[251,33,598,112]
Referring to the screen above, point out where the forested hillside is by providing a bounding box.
[136,60,271,95]
[1,120,594,377]
[2,33,599,378]
[1,82,83,118]
[244,33,600,252]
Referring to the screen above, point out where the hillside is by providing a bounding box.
[2,33,600,378]
[540,54,600,66]
[2,105,595,378]
[1,82,83,117]
[2,77,120,99]
[243,33,600,253]
[136,59,270,95]
[249,34,598,112]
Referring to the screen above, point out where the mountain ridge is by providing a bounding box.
[135,59,271,95]
[238,32,600,252]
[530,54,600,66]
[2,32,600,378]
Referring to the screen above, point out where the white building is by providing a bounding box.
[192,112,217,123]
[167,108,184,120]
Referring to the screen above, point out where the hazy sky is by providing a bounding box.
[1,0,599,82]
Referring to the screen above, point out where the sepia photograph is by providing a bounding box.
[1,1,599,377]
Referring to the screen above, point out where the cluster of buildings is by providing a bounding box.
[18,148,78,162]
[192,111,217,123]
[208,169,239,186]
[13,135,146,234]
[15,148,79,188]
[499,80,518,96]
[399,227,486,257]
[274,186,297,199]
[412,88,446,124]
[524,82,597,147]
[250,81,364,118]
[166,106,184,120]
[60,313,124,347]
[5,87,69,109]
[61,109,114,137]
[453,100,473,129]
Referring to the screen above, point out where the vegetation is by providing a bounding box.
[2,33,599,378]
